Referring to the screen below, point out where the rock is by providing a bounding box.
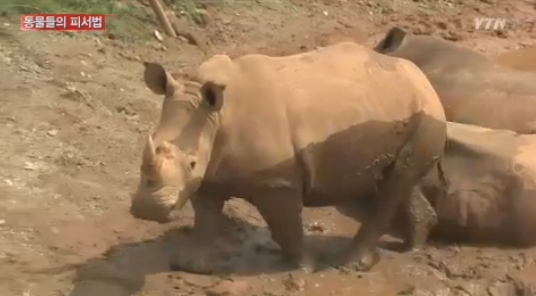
[205,280,249,296]
[193,9,211,27]
[306,221,326,233]
[24,162,39,171]
[282,274,305,292]
[154,30,164,42]
[487,281,516,296]
[47,129,58,136]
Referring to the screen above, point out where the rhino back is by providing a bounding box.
[429,123,536,245]
[390,35,494,74]
[427,66,536,133]
[377,31,536,133]
[204,42,446,202]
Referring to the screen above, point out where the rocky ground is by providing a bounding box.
[1,0,536,295]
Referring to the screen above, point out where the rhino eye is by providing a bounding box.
[146,179,157,187]
[189,161,197,170]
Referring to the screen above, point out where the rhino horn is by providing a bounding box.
[144,135,157,163]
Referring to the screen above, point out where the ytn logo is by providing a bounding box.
[474,17,536,32]
[474,18,508,30]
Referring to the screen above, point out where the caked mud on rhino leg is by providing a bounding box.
[347,162,414,271]
[401,186,438,250]
[399,160,449,249]
[348,116,446,271]
[253,188,314,272]
[169,192,227,274]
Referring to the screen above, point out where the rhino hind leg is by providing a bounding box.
[345,162,415,271]
[346,116,446,272]
[401,187,438,251]
[169,192,227,274]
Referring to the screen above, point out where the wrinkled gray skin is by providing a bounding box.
[368,122,536,246]
[129,43,447,273]
[374,27,536,134]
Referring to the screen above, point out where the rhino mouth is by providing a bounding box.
[130,185,183,223]
[130,198,179,224]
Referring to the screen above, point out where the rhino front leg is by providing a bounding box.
[169,191,227,274]
[253,189,314,272]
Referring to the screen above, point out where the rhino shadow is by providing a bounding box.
[65,217,356,296]
[65,115,444,295]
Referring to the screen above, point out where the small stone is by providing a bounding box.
[47,129,58,136]
[206,280,249,296]
[306,221,326,233]
[0,220,6,225]
[24,162,39,171]
[4,179,13,186]
[154,30,164,41]
[193,9,211,27]
[282,274,305,292]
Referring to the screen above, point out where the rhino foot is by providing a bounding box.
[323,243,381,273]
[332,247,380,273]
[281,252,317,273]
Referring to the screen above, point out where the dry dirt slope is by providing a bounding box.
[0,0,536,295]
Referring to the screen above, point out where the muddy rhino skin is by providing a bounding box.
[130,42,447,273]
[413,122,536,246]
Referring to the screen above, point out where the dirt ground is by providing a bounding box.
[1,0,536,295]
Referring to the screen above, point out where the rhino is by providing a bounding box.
[129,42,447,273]
[495,46,536,73]
[352,122,536,246]
[374,27,536,134]
[415,122,536,245]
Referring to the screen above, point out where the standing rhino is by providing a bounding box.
[374,27,536,134]
[495,46,536,73]
[129,42,447,272]
[378,122,536,246]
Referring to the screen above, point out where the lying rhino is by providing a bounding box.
[495,46,536,73]
[402,122,536,246]
[130,42,447,272]
[374,27,536,134]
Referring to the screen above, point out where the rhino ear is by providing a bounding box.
[201,81,226,111]
[143,62,181,96]
[374,27,407,54]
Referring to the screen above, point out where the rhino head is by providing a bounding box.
[130,61,227,223]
